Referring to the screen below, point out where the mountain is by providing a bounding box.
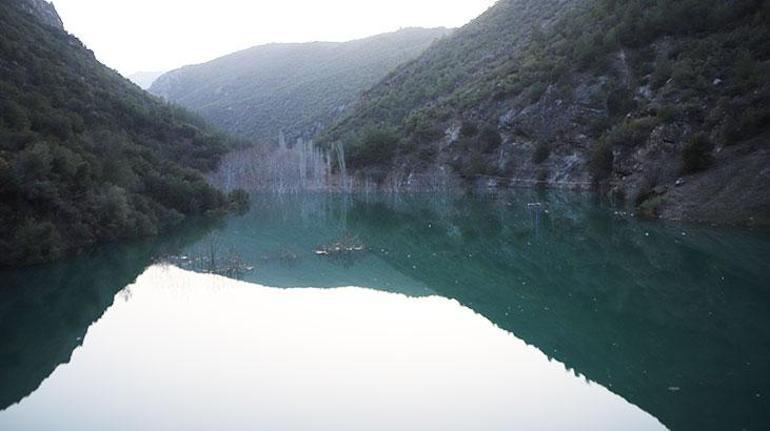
[16,0,61,29]
[127,71,164,90]
[322,0,770,227]
[149,28,452,145]
[0,0,243,266]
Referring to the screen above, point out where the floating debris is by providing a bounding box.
[314,232,366,257]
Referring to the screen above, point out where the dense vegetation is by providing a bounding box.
[0,0,243,266]
[149,28,451,145]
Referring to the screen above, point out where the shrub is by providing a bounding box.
[607,88,637,119]
[227,189,251,214]
[460,120,478,138]
[31,110,73,140]
[637,195,665,218]
[719,100,770,144]
[650,56,672,89]
[348,127,401,167]
[590,141,614,181]
[527,82,547,103]
[733,49,758,87]
[574,33,599,68]
[532,142,551,164]
[0,100,30,131]
[604,117,657,148]
[15,142,53,181]
[8,220,64,265]
[406,112,442,144]
[96,185,133,232]
[416,143,438,161]
[463,155,498,179]
[478,125,502,153]
[657,104,677,124]
[413,124,442,145]
[681,133,714,174]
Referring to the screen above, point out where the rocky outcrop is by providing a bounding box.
[323,0,770,227]
[18,0,63,30]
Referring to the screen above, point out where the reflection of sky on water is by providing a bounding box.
[2,191,769,430]
[0,266,665,431]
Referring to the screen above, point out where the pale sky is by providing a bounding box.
[51,0,498,76]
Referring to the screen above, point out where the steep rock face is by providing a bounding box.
[322,0,770,227]
[18,0,63,30]
[150,28,452,145]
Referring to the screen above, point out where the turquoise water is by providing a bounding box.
[1,191,769,430]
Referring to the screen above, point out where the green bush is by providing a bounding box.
[532,142,551,164]
[527,82,547,103]
[405,111,443,144]
[657,105,677,124]
[681,133,714,174]
[590,141,614,181]
[604,117,657,148]
[348,127,401,167]
[0,99,30,130]
[650,56,672,89]
[460,154,499,179]
[227,189,251,214]
[607,88,637,119]
[733,49,758,87]
[460,120,479,138]
[10,220,64,265]
[478,125,502,153]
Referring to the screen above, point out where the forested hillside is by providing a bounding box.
[323,0,770,226]
[0,0,243,266]
[150,28,451,145]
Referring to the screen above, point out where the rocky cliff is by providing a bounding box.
[322,0,770,227]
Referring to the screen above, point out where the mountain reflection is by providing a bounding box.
[178,192,770,431]
[2,192,769,430]
[0,220,217,410]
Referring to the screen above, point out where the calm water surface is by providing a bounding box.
[1,191,769,430]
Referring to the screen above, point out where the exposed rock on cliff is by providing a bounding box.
[321,0,770,227]
[18,0,63,30]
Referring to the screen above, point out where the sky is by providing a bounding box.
[51,0,498,77]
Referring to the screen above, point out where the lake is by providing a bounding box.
[1,191,769,430]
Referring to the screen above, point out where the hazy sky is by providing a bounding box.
[52,0,497,76]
